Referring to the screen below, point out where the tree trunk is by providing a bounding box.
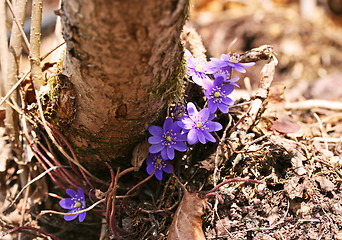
[57,0,188,170]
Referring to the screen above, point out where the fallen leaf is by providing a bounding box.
[271,119,301,134]
[167,191,207,240]
[131,140,150,171]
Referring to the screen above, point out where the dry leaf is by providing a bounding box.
[131,140,150,171]
[271,119,301,134]
[167,191,207,240]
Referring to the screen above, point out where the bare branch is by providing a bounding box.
[6,0,30,52]
[0,0,8,97]
[29,0,44,89]
[5,0,28,151]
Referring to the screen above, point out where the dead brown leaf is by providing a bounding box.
[167,191,207,240]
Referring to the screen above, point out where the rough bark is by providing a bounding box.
[58,0,188,170]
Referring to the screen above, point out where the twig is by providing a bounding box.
[213,115,232,186]
[6,0,30,52]
[0,226,59,240]
[204,178,264,196]
[40,198,106,216]
[212,115,232,221]
[18,170,31,240]
[122,168,156,215]
[7,166,68,210]
[5,0,28,152]
[0,0,8,97]
[0,70,30,107]
[108,169,125,239]
[139,200,179,214]
[313,112,329,150]
[40,42,66,61]
[285,100,342,111]
[29,0,44,89]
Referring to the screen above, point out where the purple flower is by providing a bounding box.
[184,49,211,87]
[207,53,255,77]
[202,76,234,114]
[172,105,187,121]
[146,153,173,180]
[59,187,86,222]
[148,118,187,160]
[178,102,223,145]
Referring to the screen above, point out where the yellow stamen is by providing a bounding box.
[214,92,221,98]
[75,202,82,208]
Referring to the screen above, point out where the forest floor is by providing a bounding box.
[188,1,342,239]
[1,0,342,239]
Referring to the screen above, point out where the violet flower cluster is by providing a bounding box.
[145,49,255,180]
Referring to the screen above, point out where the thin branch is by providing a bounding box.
[29,0,44,89]
[5,0,28,153]
[0,70,30,107]
[40,42,66,61]
[0,0,8,97]
[285,99,342,111]
[40,198,106,216]
[6,166,68,210]
[0,226,59,240]
[204,178,265,196]
[6,0,30,52]
[313,112,329,150]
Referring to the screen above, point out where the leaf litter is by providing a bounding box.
[1,0,342,239]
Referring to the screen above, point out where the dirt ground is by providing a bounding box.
[1,0,342,239]
[189,1,342,239]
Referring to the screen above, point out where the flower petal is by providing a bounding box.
[163,161,174,174]
[180,117,194,129]
[197,130,207,144]
[198,108,210,121]
[208,100,217,114]
[171,122,182,132]
[78,212,86,222]
[187,102,198,116]
[233,64,246,73]
[208,113,216,121]
[161,149,168,160]
[66,189,77,198]
[222,97,234,105]
[203,131,216,142]
[148,126,163,136]
[155,169,163,180]
[149,143,164,154]
[167,147,175,160]
[218,103,229,113]
[241,62,255,67]
[214,76,224,87]
[148,136,163,144]
[64,209,79,221]
[175,133,187,142]
[174,141,187,152]
[222,84,234,95]
[208,121,223,132]
[163,118,174,131]
[187,129,198,145]
[201,78,213,90]
[77,187,85,200]
[59,198,74,209]
[146,160,156,175]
